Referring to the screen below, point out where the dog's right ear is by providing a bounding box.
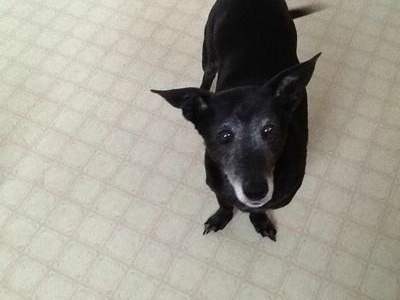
[262,53,321,99]
[151,88,211,122]
[261,53,321,114]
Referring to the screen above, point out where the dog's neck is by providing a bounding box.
[216,54,299,92]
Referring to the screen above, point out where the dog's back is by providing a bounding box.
[202,0,318,90]
[204,0,298,90]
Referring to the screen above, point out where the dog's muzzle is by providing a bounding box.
[229,174,274,208]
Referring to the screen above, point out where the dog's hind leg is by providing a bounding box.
[200,25,218,91]
[249,212,277,241]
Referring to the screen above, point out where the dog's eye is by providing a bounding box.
[261,124,274,138]
[218,130,234,144]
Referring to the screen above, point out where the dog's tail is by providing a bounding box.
[289,4,326,19]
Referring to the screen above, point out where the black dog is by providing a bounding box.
[152,0,321,241]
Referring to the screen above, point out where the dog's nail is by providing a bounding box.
[203,224,211,235]
[267,230,277,241]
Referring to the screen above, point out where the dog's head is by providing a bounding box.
[152,54,320,208]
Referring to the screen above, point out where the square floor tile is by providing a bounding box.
[167,254,207,292]
[348,195,385,229]
[101,128,137,158]
[319,283,361,300]
[0,215,39,249]
[123,199,161,233]
[76,213,115,247]
[69,175,104,207]
[46,201,86,235]
[328,250,366,289]
[104,225,143,263]
[280,268,321,300]
[153,285,190,300]
[141,174,177,205]
[198,268,239,300]
[248,253,287,292]
[27,228,67,263]
[361,264,399,300]
[112,162,148,194]
[34,272,75,300]
[215,238,253,277]
[153,211,190,245]
[338,221,376,259]
[235,283,273,300]
[94,187,131,219]
[0,245,18,277]
[114,269,157,300]
[371,236,400,272]
[4,256,48,295]
[0,177,31,208]
[134,238,174,278]
[55,241,96,280]
[59,140,94,169]
[307,209,342,244]
[168,185,205,217]
[294,236,332,274]
[85,151,121,180]
[42,163,78,195]
[86,256,125,295]
[18,188,56,222]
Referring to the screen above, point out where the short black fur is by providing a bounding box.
[152,0,321,240]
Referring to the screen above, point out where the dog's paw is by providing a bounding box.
[250,213,277,241]
[254,223,277,241]
[203,209,233,235]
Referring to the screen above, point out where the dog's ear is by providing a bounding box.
[151,88,211,122]
[262,53,321,111]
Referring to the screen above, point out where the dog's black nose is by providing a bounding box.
[244,186,268,201]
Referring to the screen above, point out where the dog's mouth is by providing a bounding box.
[228,174,274,208]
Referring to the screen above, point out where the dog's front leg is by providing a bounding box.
[249,212,277,241]
[203,196,234,235]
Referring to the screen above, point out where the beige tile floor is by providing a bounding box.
[0,0,399,299]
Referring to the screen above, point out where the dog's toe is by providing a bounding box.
[203,209,233,235]
[250,213,277,241]
[257,226,277,241]
[203,223,217,235]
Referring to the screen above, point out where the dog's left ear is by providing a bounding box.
[262,53,321,111]
[151,88,211,122]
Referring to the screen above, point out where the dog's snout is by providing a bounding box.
[245,189,267,200]
[243,182,268,201]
